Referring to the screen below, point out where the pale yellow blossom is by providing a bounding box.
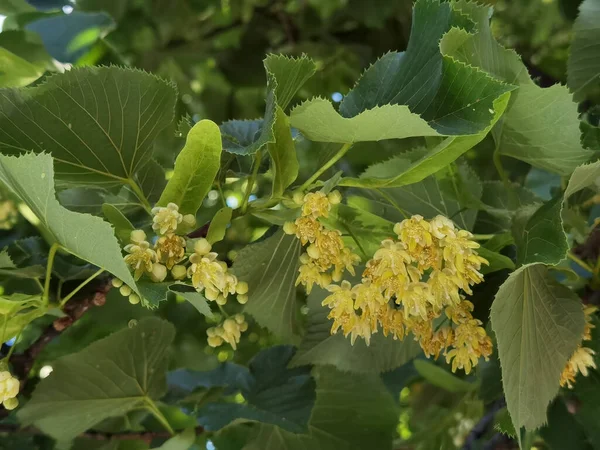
[151,202,183,235]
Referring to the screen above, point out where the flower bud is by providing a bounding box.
[119,285,132,297]
[293,191,305,205]
[234,314,245,325]
[239,322,248,332]
[128,294,140,305]
[327,190,342,205]
[130,229,147,244]
[236,281,249,295]
[283,221,297,235]
[207,327,217,337]
[182,214,197,228]
[194,238,212,255]
[3,397,18,410]
[171,264,187,280]
[223,318,238,334]
[216,294,227,306]
[207,335,223,347]
[150,263,167,282]
[205,288,219,301]
[307,244,320,259]
[237,294,248,305]
[111,278,123,288]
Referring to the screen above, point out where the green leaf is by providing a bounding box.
[169,284,213,319]
[157,120,222,215]
[476,247,515,274]
[513,196,567,266]
[490,264,585,431]
[447,1,593,175]
[268,107,299,198]
[494,408,517,438]
[18,317,176,441]
[243,366,398,450]
[564,159,600,197]
[338,93,510,188]
[206,207,233,244]
[178,346,315,433]
[0,47,43,88]
[0,66,176,186]
[264,54,317,110]
[0,293,45,342]
[568,0,600,100]
[540,399,590,450]
[232,230,301,342]
[290,0,513,145]
[0,249,44,278]
[156,428,196,450]
[0,153,139,294]
[350,159,482,231]
[290,284,422,373]
[0,0,35,14]
[101,203,134,244]
[135,159,167,204]
[413,359,476,393]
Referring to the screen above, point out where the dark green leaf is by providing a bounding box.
[0,66,176,186]
[18,317,176,441]
[169,283,213,319]
[568,0,600,100]
[232,230,301,341]
[102,203,134,244]
[264,54,317,110]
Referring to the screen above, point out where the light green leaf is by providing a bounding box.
[18,317,176,441]
[414,360,476,393]
[0,0,35,14]
[232,230,301,341]
[169,284,213,319]
[268,107,299,198]
[0,153,139,294]
[206,207,233,244]
[243,366,398,450]
[290,284,422,373]
[568,0,600,100]
[338,93,510,188]
[447,1,593,175]
[156,428,196,450]
[101,203,134,244]
[264,54,317,110]
[157,120,222,215]
[0,293,45,342]
[0,66,176,186]
[564,159,600,197]
[0,47,43,88]
[490,264,585,431]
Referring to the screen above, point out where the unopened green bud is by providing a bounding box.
[111,278,123,288]
[119,285,132,297]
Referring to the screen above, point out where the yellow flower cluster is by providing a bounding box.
[0,196,18,230]
[322,214,492,374]
[188,238,248,306]
[283,191,360,293]
[0,371,19,410]
[560,306,597,388]
[207,314,248,350]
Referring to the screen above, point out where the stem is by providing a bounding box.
[299,142,352,191]
[127,179,151,213]
[33,278,44,293]
[145,398,174,435]
[472,234,495,241]
[218,304,230,318]
[241,150,262,213]
[568,252,593,273]
[216,183,227,208]
[493,147,517,208]
[59,268,104,308]
[43,243,61,306]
